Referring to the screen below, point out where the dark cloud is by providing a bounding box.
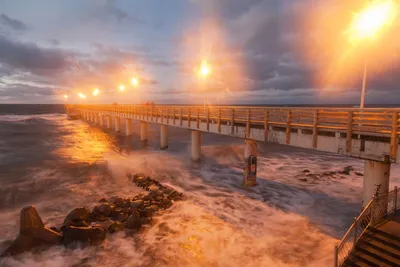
[0,83,55,97]
[90,0,144,25]
[0,35,74,75]
[0,14,28,32]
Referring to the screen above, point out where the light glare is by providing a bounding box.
[92,88,99,96]
[78,93,87,99]
[347,0,397,43]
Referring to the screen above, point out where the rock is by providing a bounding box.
[110,207,123,218]
[2,206,62,256]
[302,169,310,173]
[355,172,364,176]
[97,203,112,217]
[125,211,142,230]
[160,199,173,209]
[50,227,59,233]
[93,219,114,231]
[63,207,90,227]
[132,173,146,182]
[140,207,153,218]
[342,166,353,175]
[115,213,129,222]
[63,226,106,246]
[20,206,44,232]
[130,200,144,209]
[108,196,124,206]
[99,198,107,203]
[109,222,125,233]
[299,178,308,182]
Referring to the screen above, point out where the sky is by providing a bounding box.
[0,0,399,105]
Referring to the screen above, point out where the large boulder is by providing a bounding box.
[109,222,124,233]
[97,203,112,217]
[62,207,90,228]
[125,211,142,230]
[93,219,114,231]
[1,206,62,257]
[63,226,106,247]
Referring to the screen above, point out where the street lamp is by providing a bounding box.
[347,0,397,108]
[119,84,125,92]
[78,93,87,99]
[199,59,211,107]
[92,88,100,96]
[63,94,68,99]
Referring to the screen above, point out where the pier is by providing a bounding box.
[66,104,400,205]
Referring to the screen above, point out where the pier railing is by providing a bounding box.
[334,186,399,267]
[67,104,400,160]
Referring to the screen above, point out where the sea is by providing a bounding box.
[0,104,399,267]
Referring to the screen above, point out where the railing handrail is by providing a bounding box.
[334,186,399,267]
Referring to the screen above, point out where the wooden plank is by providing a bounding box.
[173,107,176,125]
[264,109,269,142]
[197,108,200,129]
[167,107,170,124]
[231,109,235,134]
[286,110,292,144]
[312,110,319,148]
[207,107,210,131]
[180,108,183,126]
[347,111,353,153]
[246,109,251,138]
[390,112,399,160]
[218,108,221,133]
[188,108,191,128]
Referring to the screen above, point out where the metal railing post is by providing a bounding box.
[334,245,338,267]
[394,186,398,215]
[180,108,183,126]
[353,217,357,246]
[206,107,210,131]
[197,108,200,129]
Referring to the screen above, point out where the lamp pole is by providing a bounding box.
[360,59,367,109]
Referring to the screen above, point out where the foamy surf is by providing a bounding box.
[1,114,400,266]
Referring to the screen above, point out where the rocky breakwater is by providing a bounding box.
[1,173,184,257]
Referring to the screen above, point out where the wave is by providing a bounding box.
[0,114,64,123]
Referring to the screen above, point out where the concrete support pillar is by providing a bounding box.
[244,139,258,186]
[141,121,148,142]
[362,160,391,207]
[160,125,168,150]
[99,115,103,127]
[114,117,121,132]
[191,130,201,161]
[125,119,132,136]
[106,116,112,129]
[94,113,99,125]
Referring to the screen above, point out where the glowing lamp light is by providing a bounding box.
[119,84,125,91]
[92,88,99,96]
[199,60,211,78]
[78,93,87,99]
[63,94,68,99]
[131,77,139,87]
[347,0,397,43]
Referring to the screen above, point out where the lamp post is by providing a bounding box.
[347,0,397,108]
